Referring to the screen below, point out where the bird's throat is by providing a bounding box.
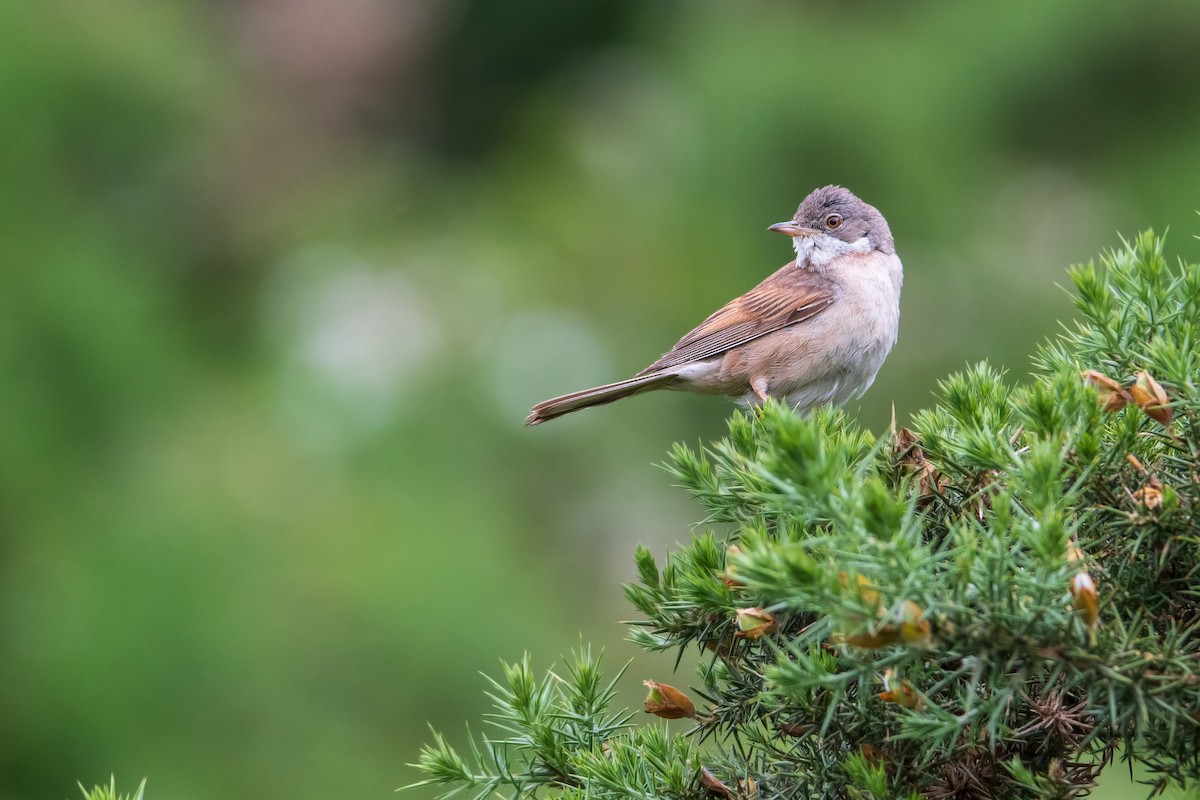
[793,234,872,270]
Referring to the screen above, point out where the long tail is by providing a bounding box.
[525,372,677,425]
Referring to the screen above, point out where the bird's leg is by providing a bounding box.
[751,376,770,407]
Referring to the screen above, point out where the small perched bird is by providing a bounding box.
[525,185,902,425]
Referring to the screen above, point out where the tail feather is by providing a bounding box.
[526,372,677,425]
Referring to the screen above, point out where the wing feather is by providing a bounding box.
[636,262,836,376]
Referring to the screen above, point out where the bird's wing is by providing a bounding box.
[636,262,837,376]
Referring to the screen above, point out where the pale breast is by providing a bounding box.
[737,250,902,411]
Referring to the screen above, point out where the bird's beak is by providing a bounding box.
[768,221,819,237]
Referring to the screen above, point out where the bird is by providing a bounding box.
[525,185,902,426]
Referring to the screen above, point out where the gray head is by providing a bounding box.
[769,185,895,257]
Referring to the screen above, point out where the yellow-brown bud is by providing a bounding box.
[735,607,777,639]
[839,600,930,649]
[1131,476,1164,509]
[1081,370,1131,413]
[898,600,932,645]
[878,668,924,709]
[722,544,745,588]
[1069,571,1099,631]
[643,680,696,719]
[1130,370,1172,426]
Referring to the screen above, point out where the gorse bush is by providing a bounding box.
[410,231,1200,799]
[79,777,146,800]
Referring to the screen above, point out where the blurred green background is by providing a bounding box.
[2,1,1199,797]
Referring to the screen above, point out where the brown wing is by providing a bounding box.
[636,261,837,376]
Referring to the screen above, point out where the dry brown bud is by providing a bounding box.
[1129,370,1172,426]
[894,427,946,508]
[859,744,885,762]
[1081,370,1131,413]
[778,720,809,737]
[700,767,734,798]
[702,635,737,657]
[643,679,696,719]
[894,426,919,456]
[735,607,777,639]
[1132,475,1164,509]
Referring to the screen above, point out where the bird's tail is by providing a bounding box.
[525,372,677,425]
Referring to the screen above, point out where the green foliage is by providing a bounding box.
[413,231,1200,799]
[10,0,1200,796]
[78,777,146,800]
[406,648,701,800]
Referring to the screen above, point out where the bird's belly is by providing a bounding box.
[729,354,878,411]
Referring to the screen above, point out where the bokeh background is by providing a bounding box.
[3,1,1200,797]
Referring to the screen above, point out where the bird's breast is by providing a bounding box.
[739,251,903,409]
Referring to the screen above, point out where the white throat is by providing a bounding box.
[793,234,872,270]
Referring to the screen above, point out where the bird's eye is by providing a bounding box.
[825,213,843,229]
